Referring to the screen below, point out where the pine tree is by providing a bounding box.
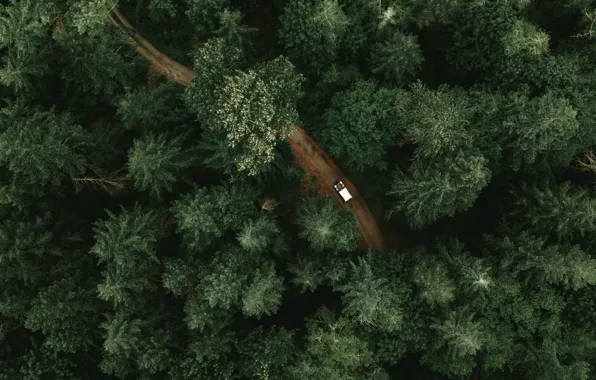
[215,9,257,48]
[279,0,349,74]
[503,92,579,171]
[0,106,88,187]
[237,327,296,380]
[118,82,187,131]
[237,216,280,253]
[171,185,258,250]
[403,82,474,158]
[127,133,195,199]
[91,205,162,308]
[24,276,101,354]
[296,197,359,253]
[336,258,404,332]
[288,257,325,293]
[370,31,424,85]
[388,151,491,229]
[290,307,385,380]
[242,262,284,318]
[186,0,230,34]
[0,0,55,93]
[513,182,596,239]
[412,256,456,307]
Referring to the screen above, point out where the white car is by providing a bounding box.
[334,181,352,202]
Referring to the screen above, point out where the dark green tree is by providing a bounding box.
[0,106,88,187]
[242,262,285,318]
[322,80,407,170]
[512,182,596,240]
[215,9,257,48]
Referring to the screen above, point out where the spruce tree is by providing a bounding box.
[127,133,195,199]
[388,151,491,229]
[370,31,424,85]
[296,197,359,253]
[0,106,88,187]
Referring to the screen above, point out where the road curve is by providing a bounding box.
[107,8,389,253]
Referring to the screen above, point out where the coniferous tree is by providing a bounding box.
[127,133,195,199]
[171,185,258,250]
[403,83,474,158]
[242,262,284,318]
[296,197,359,253]
[512,182,596,240]
[370,31,424,85]
[0,106,88,187]
[215,9,257,48]
[336,257,404,332]
[388,151,491,229]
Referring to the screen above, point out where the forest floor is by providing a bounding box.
[108,8,389,253]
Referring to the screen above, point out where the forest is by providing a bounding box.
[3,0,596,378]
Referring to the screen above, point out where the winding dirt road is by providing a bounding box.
[108,8,388,253]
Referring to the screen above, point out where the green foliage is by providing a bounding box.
[370,31,424,84]
[91,205,162,307]
[413,256,456,307]
[25,277,100,354]
[0,0,55,92]
[496,233,596,290]
[322,80,407,170]
[513,182,596,240]
[336,258,404,332]
[503,92,579,170]
[118,82,187,131]
[290,307,384,380]
[128,133,195,199]
[242,262,284,318]
[289,257,325,293]
[215,9,257,48]
[297,197,359,253]
[237,216,280,253]
[186,0,230,34]
[403,82,474,158]
[185,39,304,175]
[171,185,258,250]
[279,0,349,73]
[388,151,491,229]
[237,327,296,380]
[0,106,88,187]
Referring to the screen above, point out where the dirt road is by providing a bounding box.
[108,9,389,253]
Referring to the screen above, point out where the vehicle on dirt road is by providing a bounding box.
[334,181,352,202]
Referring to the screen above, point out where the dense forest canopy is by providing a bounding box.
[3,0,596,379]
